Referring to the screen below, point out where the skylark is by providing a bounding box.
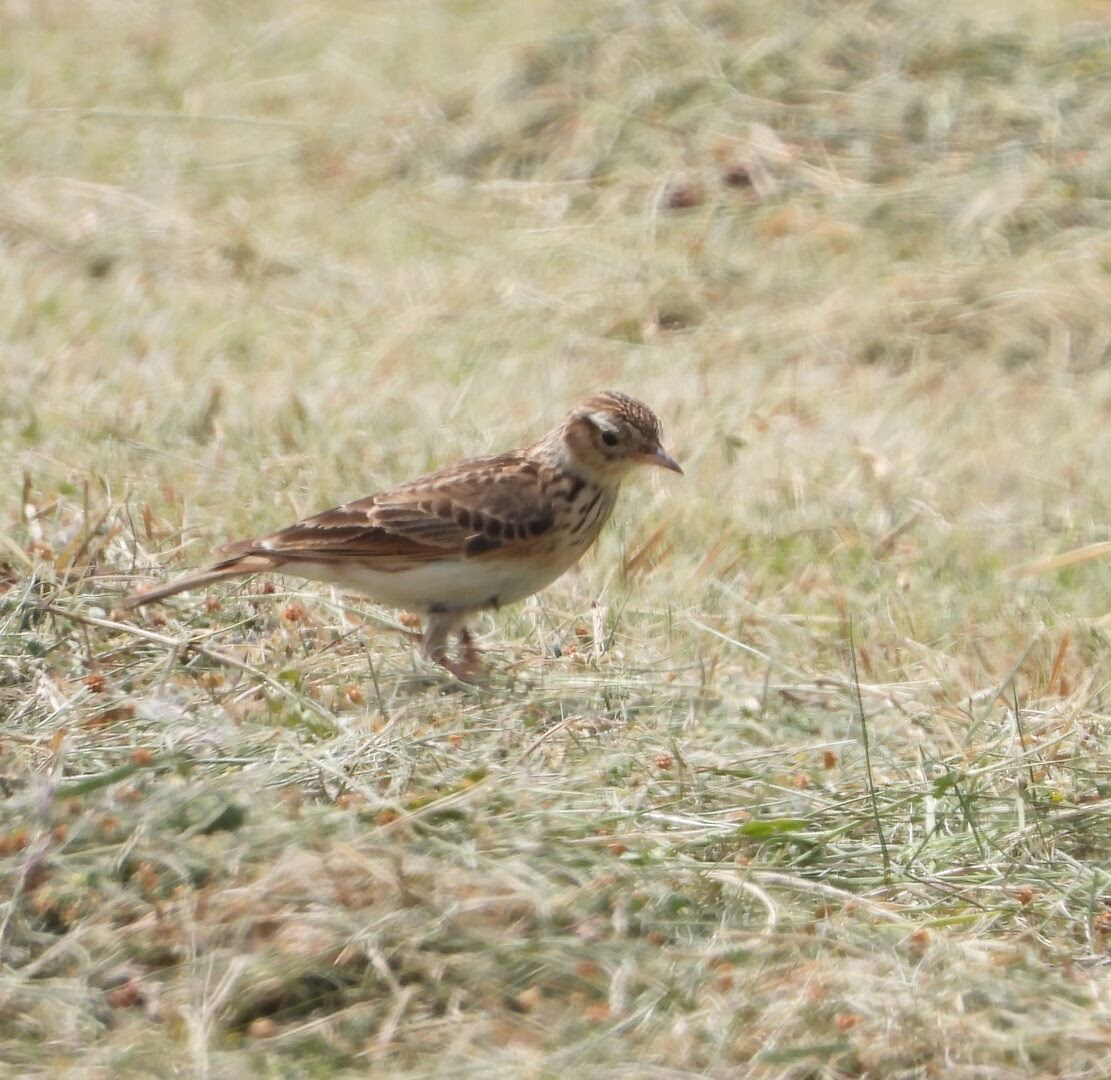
[121,391,682,675]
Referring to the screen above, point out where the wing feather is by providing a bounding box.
[216,454,557,566]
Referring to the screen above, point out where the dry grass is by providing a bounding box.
[3,0,1111,1076]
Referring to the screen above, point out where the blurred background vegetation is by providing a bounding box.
[3,1,1111,1076]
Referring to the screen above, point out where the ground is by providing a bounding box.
[3,0,1111,1076]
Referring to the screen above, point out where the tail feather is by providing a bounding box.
[119,555,276,610]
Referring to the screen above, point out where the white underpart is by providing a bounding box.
[285,557,571,613]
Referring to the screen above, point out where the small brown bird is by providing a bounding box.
[121,391,681,676]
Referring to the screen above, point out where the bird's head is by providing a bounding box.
[554,391,682,483]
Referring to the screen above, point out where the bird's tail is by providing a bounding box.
[119,554,276,610]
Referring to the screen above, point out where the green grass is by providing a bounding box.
[4,0,1111,1075]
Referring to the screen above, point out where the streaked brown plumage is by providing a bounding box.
[121,391,681,675]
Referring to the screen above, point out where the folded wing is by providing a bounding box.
[216,454,556,566]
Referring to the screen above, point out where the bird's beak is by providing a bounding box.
[642,446,683,474]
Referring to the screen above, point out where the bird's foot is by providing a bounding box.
[429,629,485,683]
[432,653,484,683]
[458,628,483,671]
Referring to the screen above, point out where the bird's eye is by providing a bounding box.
[601,429,619,447]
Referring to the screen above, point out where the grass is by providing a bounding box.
[3,0,1111,1075]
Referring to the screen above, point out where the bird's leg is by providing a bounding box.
[456,626,484,677]
[420,610,476,681]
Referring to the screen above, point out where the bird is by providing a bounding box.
[120,391,682,676]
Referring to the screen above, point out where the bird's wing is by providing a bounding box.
[215,454,557,565]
